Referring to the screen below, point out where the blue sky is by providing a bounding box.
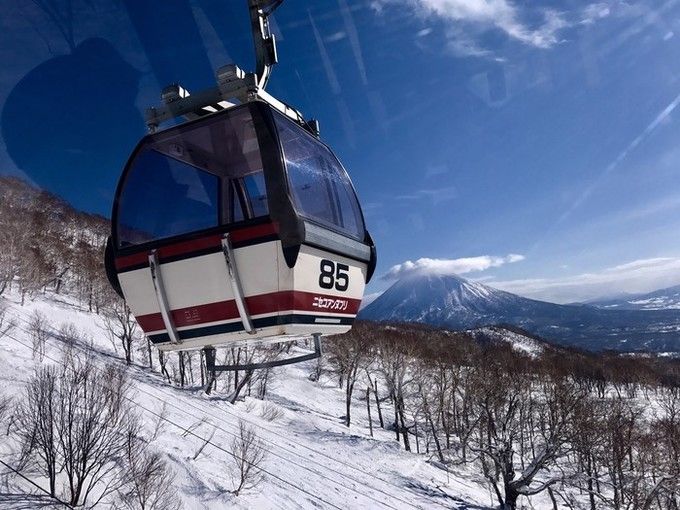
[2,0,680,303]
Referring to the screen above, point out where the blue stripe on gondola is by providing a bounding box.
[148,313,354,344]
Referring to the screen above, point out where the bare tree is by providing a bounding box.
[28,310,49,361]
[221,346,284,403]
[0,394,11,425]
[260,402,283,422]
[14,353,134,506]
[158,351,171,383]
[103,299,139,365]
[120,424,180,510]
[469,352,586,510]
[56,357,132,506]
[327,326,371,427]
[0,301,14,337]
[14,365,60,497]
[57,321,82,362]
[230,420,266,496]
[377,331,415,450]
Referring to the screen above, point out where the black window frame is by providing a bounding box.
[112,103,277,255]
[268,108,367,243]
[111,100,368,258]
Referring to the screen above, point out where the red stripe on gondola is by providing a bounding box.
[114,251,148,270]
[158,235,222,259]
[230,222,278,243]
[135,290,361,333]
[114,223,279,271]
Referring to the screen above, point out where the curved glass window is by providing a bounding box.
[274,114,365,241]
[117,150,219,247]
[116,107,268,248]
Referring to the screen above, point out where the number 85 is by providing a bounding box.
[319,259,349,291]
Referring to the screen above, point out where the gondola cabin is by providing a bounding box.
[106,100,376,351]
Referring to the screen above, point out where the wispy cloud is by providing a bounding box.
[325,31,347,42]
[489,257,680,303]
[445,27,493,58]
[395,185,457,204]
[580,3,611,25]
[383,253,525,280]
[374,0,569,52]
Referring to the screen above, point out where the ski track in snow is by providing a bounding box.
[0,291,494,510]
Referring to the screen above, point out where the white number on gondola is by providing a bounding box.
[319,259,350,292]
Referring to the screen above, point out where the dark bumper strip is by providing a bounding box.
[148,313,354,345]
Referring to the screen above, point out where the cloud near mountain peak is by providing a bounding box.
[382,253,525,280]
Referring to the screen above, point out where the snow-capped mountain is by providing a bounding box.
[359,273,680,352]
[589,284,680,310]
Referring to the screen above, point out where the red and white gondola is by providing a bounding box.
[105,100,376,354]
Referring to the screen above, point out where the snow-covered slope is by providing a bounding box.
[466,326,548,358]
[0,290,494,510]
[589,284,680,310]
[359,273,680,352]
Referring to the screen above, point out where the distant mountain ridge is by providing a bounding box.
[359,273,680,352]
[588,284,680,310]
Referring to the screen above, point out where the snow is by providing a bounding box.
[628,297,680,309]
[0,290,495,509]
[467,327,545,358]
[590,285,680,310]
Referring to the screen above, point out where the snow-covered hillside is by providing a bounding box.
[0,289,495,509]
[466,326,547,359]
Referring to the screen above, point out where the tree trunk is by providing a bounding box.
[229,369,254,404]
[397,395,410,452]
[147,337,153,369]
[414,418,419,454]
[373,378,384,428]
[392,391,400,442]
[159,351,171,383]
[124,336,132,365]
[366,387,373,437]
[587,455,596,510]
[179,352,186,387]
[427,412,445,463]
[548,487,558,510]
[345,381,354,427]
[503,486,519,510]
[199,350,205,386]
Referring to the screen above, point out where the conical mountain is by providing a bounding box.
[359,272,680,352]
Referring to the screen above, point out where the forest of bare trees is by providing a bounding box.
[7,351,179,508]
[325,322,680,509]
[0,176,113,310]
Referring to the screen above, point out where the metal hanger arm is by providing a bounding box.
[204,334,322,373]
[249,0,283,89]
